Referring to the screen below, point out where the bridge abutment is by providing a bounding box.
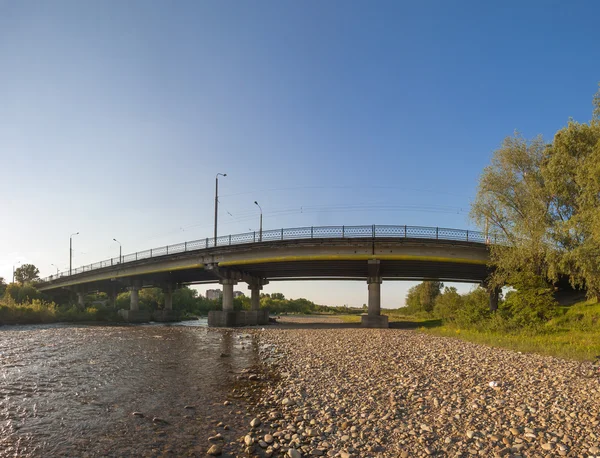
[153,284,179,322]
[362,260,389,328]
[221,279,237,311]
[77,291,85,309]
[120,281,150,322]
[208,276,269,327]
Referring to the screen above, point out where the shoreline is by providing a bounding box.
[226,319,600,457]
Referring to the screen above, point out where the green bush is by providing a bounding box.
[501,287,558,329]
[433,287,464,321]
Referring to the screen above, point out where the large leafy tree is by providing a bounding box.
[0,277,6,297]
[472,85,600,298]
[543,110,600,297]
[471,133,554,289]
[14,264,40,284]
[405,281,443,313]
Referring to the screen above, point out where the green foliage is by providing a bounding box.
[405,281,443,313]
[4,282,41,303]
[14,264,40,284]
[0,277,6,297]
[433,287,463,321]
[472,87,600,298]
[0,296,120,325]
[500,286,558,329]
[454,288,492,327]
[425,283,558,332]
[424,299,600,361]
[139,288,163,310]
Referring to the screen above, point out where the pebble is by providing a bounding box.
[207,444,222,456]
[231,327,600,457]
[250,417,261,427]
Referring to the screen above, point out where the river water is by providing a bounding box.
[0,320,260,457]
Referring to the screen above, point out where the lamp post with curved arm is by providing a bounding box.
[70,232,79,276]
[214,173,227,245]
[254,201,263,242]
[113,238,122,264]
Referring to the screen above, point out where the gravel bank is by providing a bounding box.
[233,328,600,457]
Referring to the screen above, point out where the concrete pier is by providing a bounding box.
[153,285,179,322]
[130,286,139,311]
[221,279,236,311]
[77,292,85,308]
[208,277,269,327]
[250,284,262,311]
[120,281,150,322]
[361,260,389,328]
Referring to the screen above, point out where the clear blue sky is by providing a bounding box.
[1,1,599,306]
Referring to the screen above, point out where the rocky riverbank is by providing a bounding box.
[226,326,600,457]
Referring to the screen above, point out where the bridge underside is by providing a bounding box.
[37,238,493,327]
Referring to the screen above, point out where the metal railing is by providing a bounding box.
[40,225,495,282]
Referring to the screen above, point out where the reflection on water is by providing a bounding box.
[0,322,259,457]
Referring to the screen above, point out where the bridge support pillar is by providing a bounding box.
[208,277,269,327]
[362,260,388,328]
[110,285,117,309]
[221,279,237,311]
[130,287,139,311]
[153,285,179,322]
[164,289,173,311]
[119,281,150,323]
[250,284,262,311]
[77,292,85,309]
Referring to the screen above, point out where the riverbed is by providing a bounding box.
[0,321,257,457]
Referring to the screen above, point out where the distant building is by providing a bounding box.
[206,289,222,300]
[233,291,244,298]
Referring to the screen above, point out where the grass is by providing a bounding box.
[422,300,600,361]
[339,311,442,328]
[341,302,600,361]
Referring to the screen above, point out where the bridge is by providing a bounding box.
[38,225,496,327]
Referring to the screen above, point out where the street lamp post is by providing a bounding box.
[70,232,79,276]
[254,201,263,242]
[113,238,122,263]
[50,263,59,275]
[214,173,227,246]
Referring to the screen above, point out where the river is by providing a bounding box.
[0,320,260,457]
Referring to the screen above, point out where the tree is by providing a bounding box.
[433,287,463,321]
[471,133,553,290]
[472,87,600,299]
[543,116,600,298]
[404,281,443,313]
[14,264,40,284]
[0,277,6,297]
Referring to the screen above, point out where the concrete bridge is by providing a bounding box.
[38,225,495,327]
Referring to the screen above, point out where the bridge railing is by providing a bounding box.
[40,225,495,282]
